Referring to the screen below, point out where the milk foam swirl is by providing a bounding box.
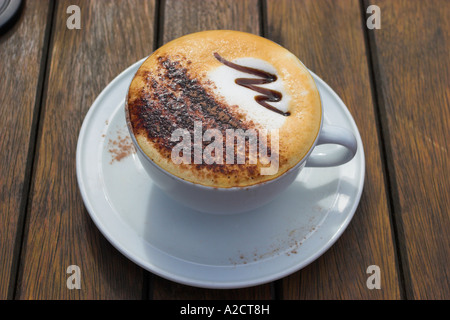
[213,53,290,117]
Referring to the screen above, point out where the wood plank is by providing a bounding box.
[151,0,272,299]
[16,0,156,299]
[265,0,401,299]
[161,0,261,44]
[0,0,52,300]
[365,0,449,299]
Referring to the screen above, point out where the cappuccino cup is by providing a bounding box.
[125,30,357,214]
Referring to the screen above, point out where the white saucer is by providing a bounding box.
[76,58,365,289]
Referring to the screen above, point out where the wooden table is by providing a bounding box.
[0,0,448,300]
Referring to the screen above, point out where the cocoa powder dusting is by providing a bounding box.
[108,132,136,164]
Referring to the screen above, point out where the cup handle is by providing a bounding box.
[305,125,358,167]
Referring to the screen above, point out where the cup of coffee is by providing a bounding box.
[125,30,357,214]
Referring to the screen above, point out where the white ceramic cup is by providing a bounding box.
[125,86,357,214]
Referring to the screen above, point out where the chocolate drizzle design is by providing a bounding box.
[214,53,290,116]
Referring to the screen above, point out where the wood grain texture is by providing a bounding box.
[15,0,156,299]
[0,0,51,299]
[365,0,449,299]
[151,0,272,299]
[265,0,401,299]
[161,0,261,44]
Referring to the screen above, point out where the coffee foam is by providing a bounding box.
[126,30,322,188]
[207,57,291,131]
